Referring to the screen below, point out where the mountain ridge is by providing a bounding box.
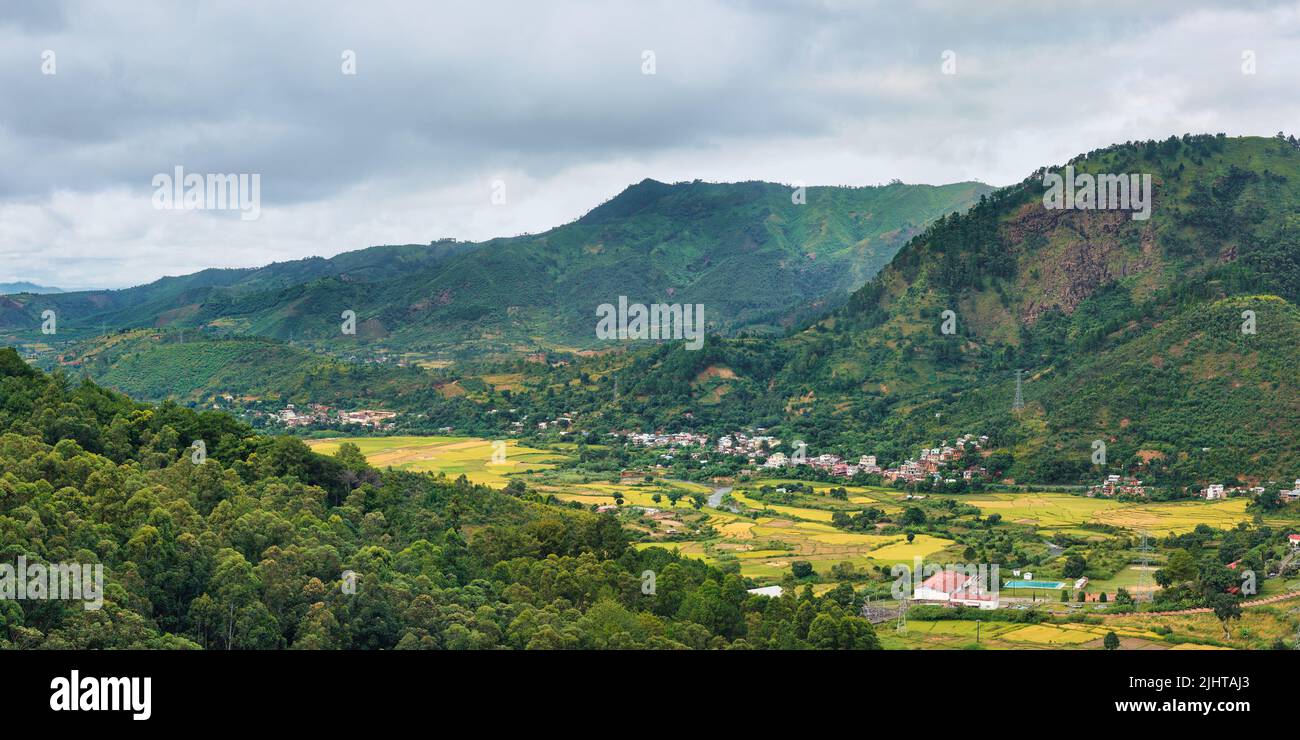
[0,178,990,357]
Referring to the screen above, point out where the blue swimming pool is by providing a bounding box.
[1004,580,1067,589]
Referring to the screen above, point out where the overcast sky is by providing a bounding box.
[2,0,1299,289]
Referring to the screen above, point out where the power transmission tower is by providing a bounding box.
[896,597,909,632]
[1012,369,1024,411]
[1136,530,1153,602]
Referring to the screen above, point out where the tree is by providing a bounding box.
[1252,489,1282,512]
[1208,594,1242,639]
[1103,631,1120,650]
[791,561,814,579]
[1061,553,1086,579]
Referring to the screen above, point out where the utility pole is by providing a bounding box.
[1012,369,1024,411]
[1136,531,1153,602]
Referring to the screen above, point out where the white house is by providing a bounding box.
[913,570,998,610]
[1203,484,1226,500]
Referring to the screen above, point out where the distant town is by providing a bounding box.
[621,429,992,484]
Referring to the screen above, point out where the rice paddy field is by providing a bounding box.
[633,501,957,581]
[304,438,1300,603]
[882,604,1300,650]
[951,491,1300,535]
[305,435,567,486]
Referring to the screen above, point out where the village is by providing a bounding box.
[1085,474,1300,503]
[251,403,399,430]
[619,429,992,484]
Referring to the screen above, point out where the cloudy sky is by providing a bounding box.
[2,0,1298,289]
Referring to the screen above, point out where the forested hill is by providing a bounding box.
[0,179,989,357]
[0,348,879,649]
[567,134,1300,485]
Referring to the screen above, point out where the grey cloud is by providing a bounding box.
[1,0,1299,287]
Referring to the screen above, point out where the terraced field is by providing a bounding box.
[306,436,566,486]
[955,492,1300,535]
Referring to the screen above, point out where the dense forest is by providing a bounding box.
[0,348,879,649]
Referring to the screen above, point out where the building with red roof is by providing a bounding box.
[913,568,999,610]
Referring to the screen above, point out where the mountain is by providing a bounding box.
[572,134,1300,485]
[0,179,989,356]
[0,282,62,295]
[0,241,477,343]
[59,329,457,411]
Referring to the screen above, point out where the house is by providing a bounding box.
[913,569,998,610]
[1282,480,1300,502]
[747,586,784,598]
[1203,484,1226,500]
[762,452,788,469]
[1288,534,1300,550]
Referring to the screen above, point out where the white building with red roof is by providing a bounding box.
[913,569,999,610]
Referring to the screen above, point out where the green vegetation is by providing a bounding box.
[0,349,880,649]
[3,179,988,357]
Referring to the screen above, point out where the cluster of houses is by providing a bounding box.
[877,435,990,484]
[1088,476,1300,502]
[754,432,990,484]
[1202,479,1300,502]
[263,404,397,430]
[1087,474,1147,498]
[615,429,994,484]
[716,432,781,458]
[624,431,711,448]
[1201,483,1265,500]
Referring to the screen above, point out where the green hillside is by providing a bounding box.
[0,179,988,356]
[537,135,1300,485]
[0,347,879,650]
